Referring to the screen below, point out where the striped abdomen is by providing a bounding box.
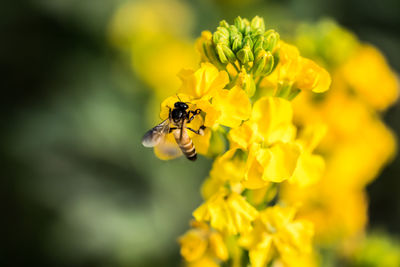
[173,129,197,161]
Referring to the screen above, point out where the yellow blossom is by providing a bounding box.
[239,206,314,267]
[178,63,229,99]
[339,44,399,110]
[179,221,228,266]
[277,41,331,94]
[193,188,258,235]
[202,148,247,199]
[288,124,326,186]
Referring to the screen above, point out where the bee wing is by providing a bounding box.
[154,134,183,160]
[142,119,170,147]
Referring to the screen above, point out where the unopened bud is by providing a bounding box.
[234,16,246,33]
[237,46,254,64]
[216,44,236,64]
[219,20,230,29]
[251,16,265,34]
[263,30,280,51]
[253,50,274,76]
[230,27,243,52]
[213,30,229,45]
[253,35,265,54]
[203,40,226,69]
[243,35,253,49]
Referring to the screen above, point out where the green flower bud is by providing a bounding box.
[243,35,253,49]
[253,35,265,54]
[252,49,267,77]
[244,25,251,35]
[213,30,229,45]
[261,51,274,76]
[203,41,226,69]
[230,27,243,52]
[234,16,246,33]
[253,50,274,77]
[251,16,265,34]
[216,43,236,64]
[263,30,280,51]
[219,20,230,29]
[231,36,243,52]
[216,43,228,64]
[237,46,254,64]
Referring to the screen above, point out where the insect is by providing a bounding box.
[142,101,205,161]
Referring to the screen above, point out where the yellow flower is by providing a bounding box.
[178,62,229,99]
[202,148,247,199]
[229,97,316,189]
[211,85,252,128]
[179,221,228,265]
[339,44,399,111]
[294,57,331,93]
[277,41,331,94]
[288,124,326,187]
[239,206,314,267]
[229,96,296,150]
[193,188,258,235]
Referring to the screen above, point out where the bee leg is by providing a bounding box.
[169,127,178,133]
[187,109,202,123]
[186,125,206,136]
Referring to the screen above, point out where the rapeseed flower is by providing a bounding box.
[193,188,259,235]
[239,206,314,267]
[179,220,228,266]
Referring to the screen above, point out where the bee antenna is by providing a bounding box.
[176,94,182,102]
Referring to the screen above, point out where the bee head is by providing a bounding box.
[174,101,189,110]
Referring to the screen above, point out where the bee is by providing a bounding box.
[142,101,205,161]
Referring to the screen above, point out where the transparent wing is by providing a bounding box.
[154,133,183,160]
[142,119,170,147]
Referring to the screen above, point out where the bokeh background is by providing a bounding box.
[2,0,399,266]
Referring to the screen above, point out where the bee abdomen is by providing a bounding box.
[179,139,197,161]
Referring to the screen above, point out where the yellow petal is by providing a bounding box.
[295,57,331,93]
[289,153,325,187]
[262,142,301,183]
[251,97,295,144]
[228,121,255,151]
[243,144,270,189]
[213,86,252,128]
[340,44,399,110]
[209,232,229,261]
[179,229,208,262]
[178,62,229,99]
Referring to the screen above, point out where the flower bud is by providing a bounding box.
[202,38,227,69]
[264,30,280,52]
[251,16,265,35]
[261,51,274,76]
[216,43,236,64]
[253,35,265,54]
[253,50,274,76]
[237,46,254,64]
[213,28,230,45]
[243,35,254,49]
[231,34,243,52]
[219,20,230,29]
[234,16,246,33]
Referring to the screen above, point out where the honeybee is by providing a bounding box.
[142,101,205,161]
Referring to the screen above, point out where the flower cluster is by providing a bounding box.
[146,16,332,266]
[281,20,398,252]
[110,5,398,265]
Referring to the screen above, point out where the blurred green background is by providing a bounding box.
[1,0,399,266]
